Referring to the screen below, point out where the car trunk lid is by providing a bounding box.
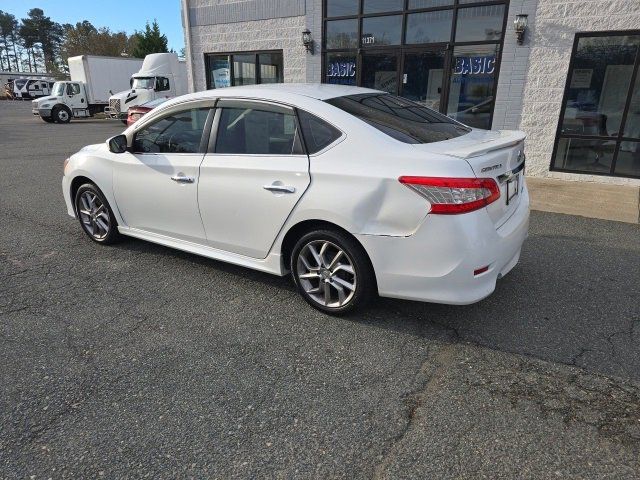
[411,129,526,228]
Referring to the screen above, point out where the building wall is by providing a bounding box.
[183,0,310,92]
[498,0,640,185]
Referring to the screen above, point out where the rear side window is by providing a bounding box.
[215,107,303,155]
[325,93,470,144]
[298,110,342,154]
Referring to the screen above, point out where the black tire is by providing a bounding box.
[121,119,128,125]
[74,183,121,245]
[52,105,71,123]
[290,229,376,315]
[41,116,54,123]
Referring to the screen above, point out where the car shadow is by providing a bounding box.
[110,211,640,382]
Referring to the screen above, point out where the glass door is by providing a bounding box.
[361,51,400,95]
[400,49,446,111]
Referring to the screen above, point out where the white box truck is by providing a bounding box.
[32,55,143,123]
[105,53,187,121]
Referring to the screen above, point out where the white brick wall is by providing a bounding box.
[187,16,308,92]
[496,0,640,185]
[184,0,640,185]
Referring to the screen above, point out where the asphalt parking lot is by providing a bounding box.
[1,100,639,478]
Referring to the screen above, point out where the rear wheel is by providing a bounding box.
[52,105,71,123]
[291,229,375,315]
[74,183,121,244]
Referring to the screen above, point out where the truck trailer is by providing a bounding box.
[32,55,143,123]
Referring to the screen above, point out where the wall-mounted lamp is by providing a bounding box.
[514,14,528,45]
[302,29,314,54]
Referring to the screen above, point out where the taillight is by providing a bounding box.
[399,176,500,214]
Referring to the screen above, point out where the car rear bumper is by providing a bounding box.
[355,183,530,305]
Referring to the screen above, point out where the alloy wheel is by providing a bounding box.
[78,191,110,240]
[296,240,357,308]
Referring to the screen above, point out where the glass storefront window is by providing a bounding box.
[402,51,445,110]
[455,5,505,42]
[233,54,257,86]
[614,141,640,177]
[259,53,283,84]
[560,35,639,136]
[207,55,231,89]
[362,53,398,94]
[322,0,508,133]
[409,0,453,8]
[361,15,403,47]
[553,138,615,174]
[446,44,499,129]
[553,33,640,178]
[363,0,404,14]
[624,74,640,139]
[326,19,359,49]
[406,10,453,44]
[326,0,358,17]
[205,52,283,89]
[325,53,357,86]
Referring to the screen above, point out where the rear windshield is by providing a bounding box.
[325,93,470,144]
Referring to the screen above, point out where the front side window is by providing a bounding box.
[215,106,302,155]
[155,77,170,91]
[326,93,470,144]
[67,83,81,95]
[133,107,210,154]
[552,33,640,178]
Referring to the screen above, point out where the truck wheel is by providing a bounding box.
[41,116,55,123]
[52,105,71,124]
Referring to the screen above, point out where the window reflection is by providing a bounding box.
[455,5,505,42]
[561,35,639,136]
[446,45,499,129]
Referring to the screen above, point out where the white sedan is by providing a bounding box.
[62,84,529,314]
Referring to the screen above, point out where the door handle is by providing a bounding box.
[171,174,195,184]
[263,184,296,194]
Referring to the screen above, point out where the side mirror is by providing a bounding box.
[108,134,128,154]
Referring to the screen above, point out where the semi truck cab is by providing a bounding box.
[105,74,175,120]
[105,53,187,120]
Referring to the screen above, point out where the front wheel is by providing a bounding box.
[52,105,71,123]
[74,183,121,244]
[291,229,376,315]
[41,116,54,123]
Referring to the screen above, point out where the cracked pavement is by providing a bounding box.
[1,101,639,478]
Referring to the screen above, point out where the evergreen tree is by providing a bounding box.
[0,11,19,71]
[130,20,168,58]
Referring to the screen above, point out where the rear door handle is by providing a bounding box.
[263,184,296,194]
[171,174,195,184]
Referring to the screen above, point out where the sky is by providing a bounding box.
[1,0,185,52]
